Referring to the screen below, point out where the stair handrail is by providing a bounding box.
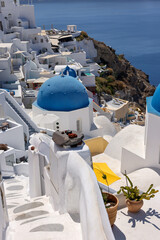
[1,89,39,133]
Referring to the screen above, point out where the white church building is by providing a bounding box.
[31,74,97,136]
[30,70,117,139]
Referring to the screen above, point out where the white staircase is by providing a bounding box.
[0,90,39,141]
[4,176,82,240]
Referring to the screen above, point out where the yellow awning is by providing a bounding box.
[93,162,121,186]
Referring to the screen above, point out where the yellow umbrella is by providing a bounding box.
[93,162,121,186]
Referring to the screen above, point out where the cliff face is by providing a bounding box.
[76,32,155,110]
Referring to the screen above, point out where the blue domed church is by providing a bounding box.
[32,74,94,134]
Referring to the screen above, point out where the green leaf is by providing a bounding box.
[117,189,121,194]
[123,173,133,188]
[146,184,153,194]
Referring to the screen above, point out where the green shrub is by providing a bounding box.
[96,77,107,86]
[106,68,114,75]
[76,31,89,41]
[118,54,124,60]
[106,75,116,83]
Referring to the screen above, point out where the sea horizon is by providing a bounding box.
[33,0,160,86]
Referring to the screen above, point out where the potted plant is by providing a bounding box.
[102,190,119,226]
[117,173,159,213]
[99,171,119,226]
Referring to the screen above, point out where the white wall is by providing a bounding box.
[119,110,160,173]
[28,140,115,240]
[0,57,10,70]
[0,69,17,85]
[19,5,36,28]
[145,112,160,167]
[80,74,95,87]
[121,147,147,174]
[12,38,29,52]
[21,28,41,41]
[0,148,15,177]
[32,100,93,135]
[2,32,19,42]
[1,0,18,28]
[54,56,67,65]
[1,90,39,140]
[76,39,97,60]
[5,101,29,141]
[0,176,9,240]
[1,1,36,30]
[0,121,25,151]
[30,35,53,54]
[69,51,86,66]
[28,148,41,198]
[14,163,29,177]
[88,63,100,77]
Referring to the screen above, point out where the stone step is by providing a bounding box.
[4,176,82,240]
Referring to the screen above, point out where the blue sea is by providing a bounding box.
[34,0,160,86]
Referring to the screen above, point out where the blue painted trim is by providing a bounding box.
[33,98,92,112]
[147,96,160,117]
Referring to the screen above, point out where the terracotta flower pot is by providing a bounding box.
[125,199,143,213]
[104,193,119,226]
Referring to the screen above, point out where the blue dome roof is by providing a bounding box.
[36,75,89,111]
[63,66,77,78]
[151,85,160,112]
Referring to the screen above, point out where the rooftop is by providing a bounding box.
[106,98,128,111]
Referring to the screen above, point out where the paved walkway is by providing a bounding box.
[4,176,82,240]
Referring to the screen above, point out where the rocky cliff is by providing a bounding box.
[76,32,155,110]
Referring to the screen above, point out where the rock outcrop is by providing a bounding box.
[76,32,155,110]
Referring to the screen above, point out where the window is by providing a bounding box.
[41,39,43,43]
[5,154,15,166]
[0,187,5,208]
[55,122,60,131]
[76,119,82,132]
[0,21,3,31]
[1,1,5,7]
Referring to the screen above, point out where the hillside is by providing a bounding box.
[76,31,155,110]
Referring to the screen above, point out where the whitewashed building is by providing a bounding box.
[31,74,101,137]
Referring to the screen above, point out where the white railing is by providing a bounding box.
[3,90,39,131]
[28,138,115,240]
[0,90,40,140]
